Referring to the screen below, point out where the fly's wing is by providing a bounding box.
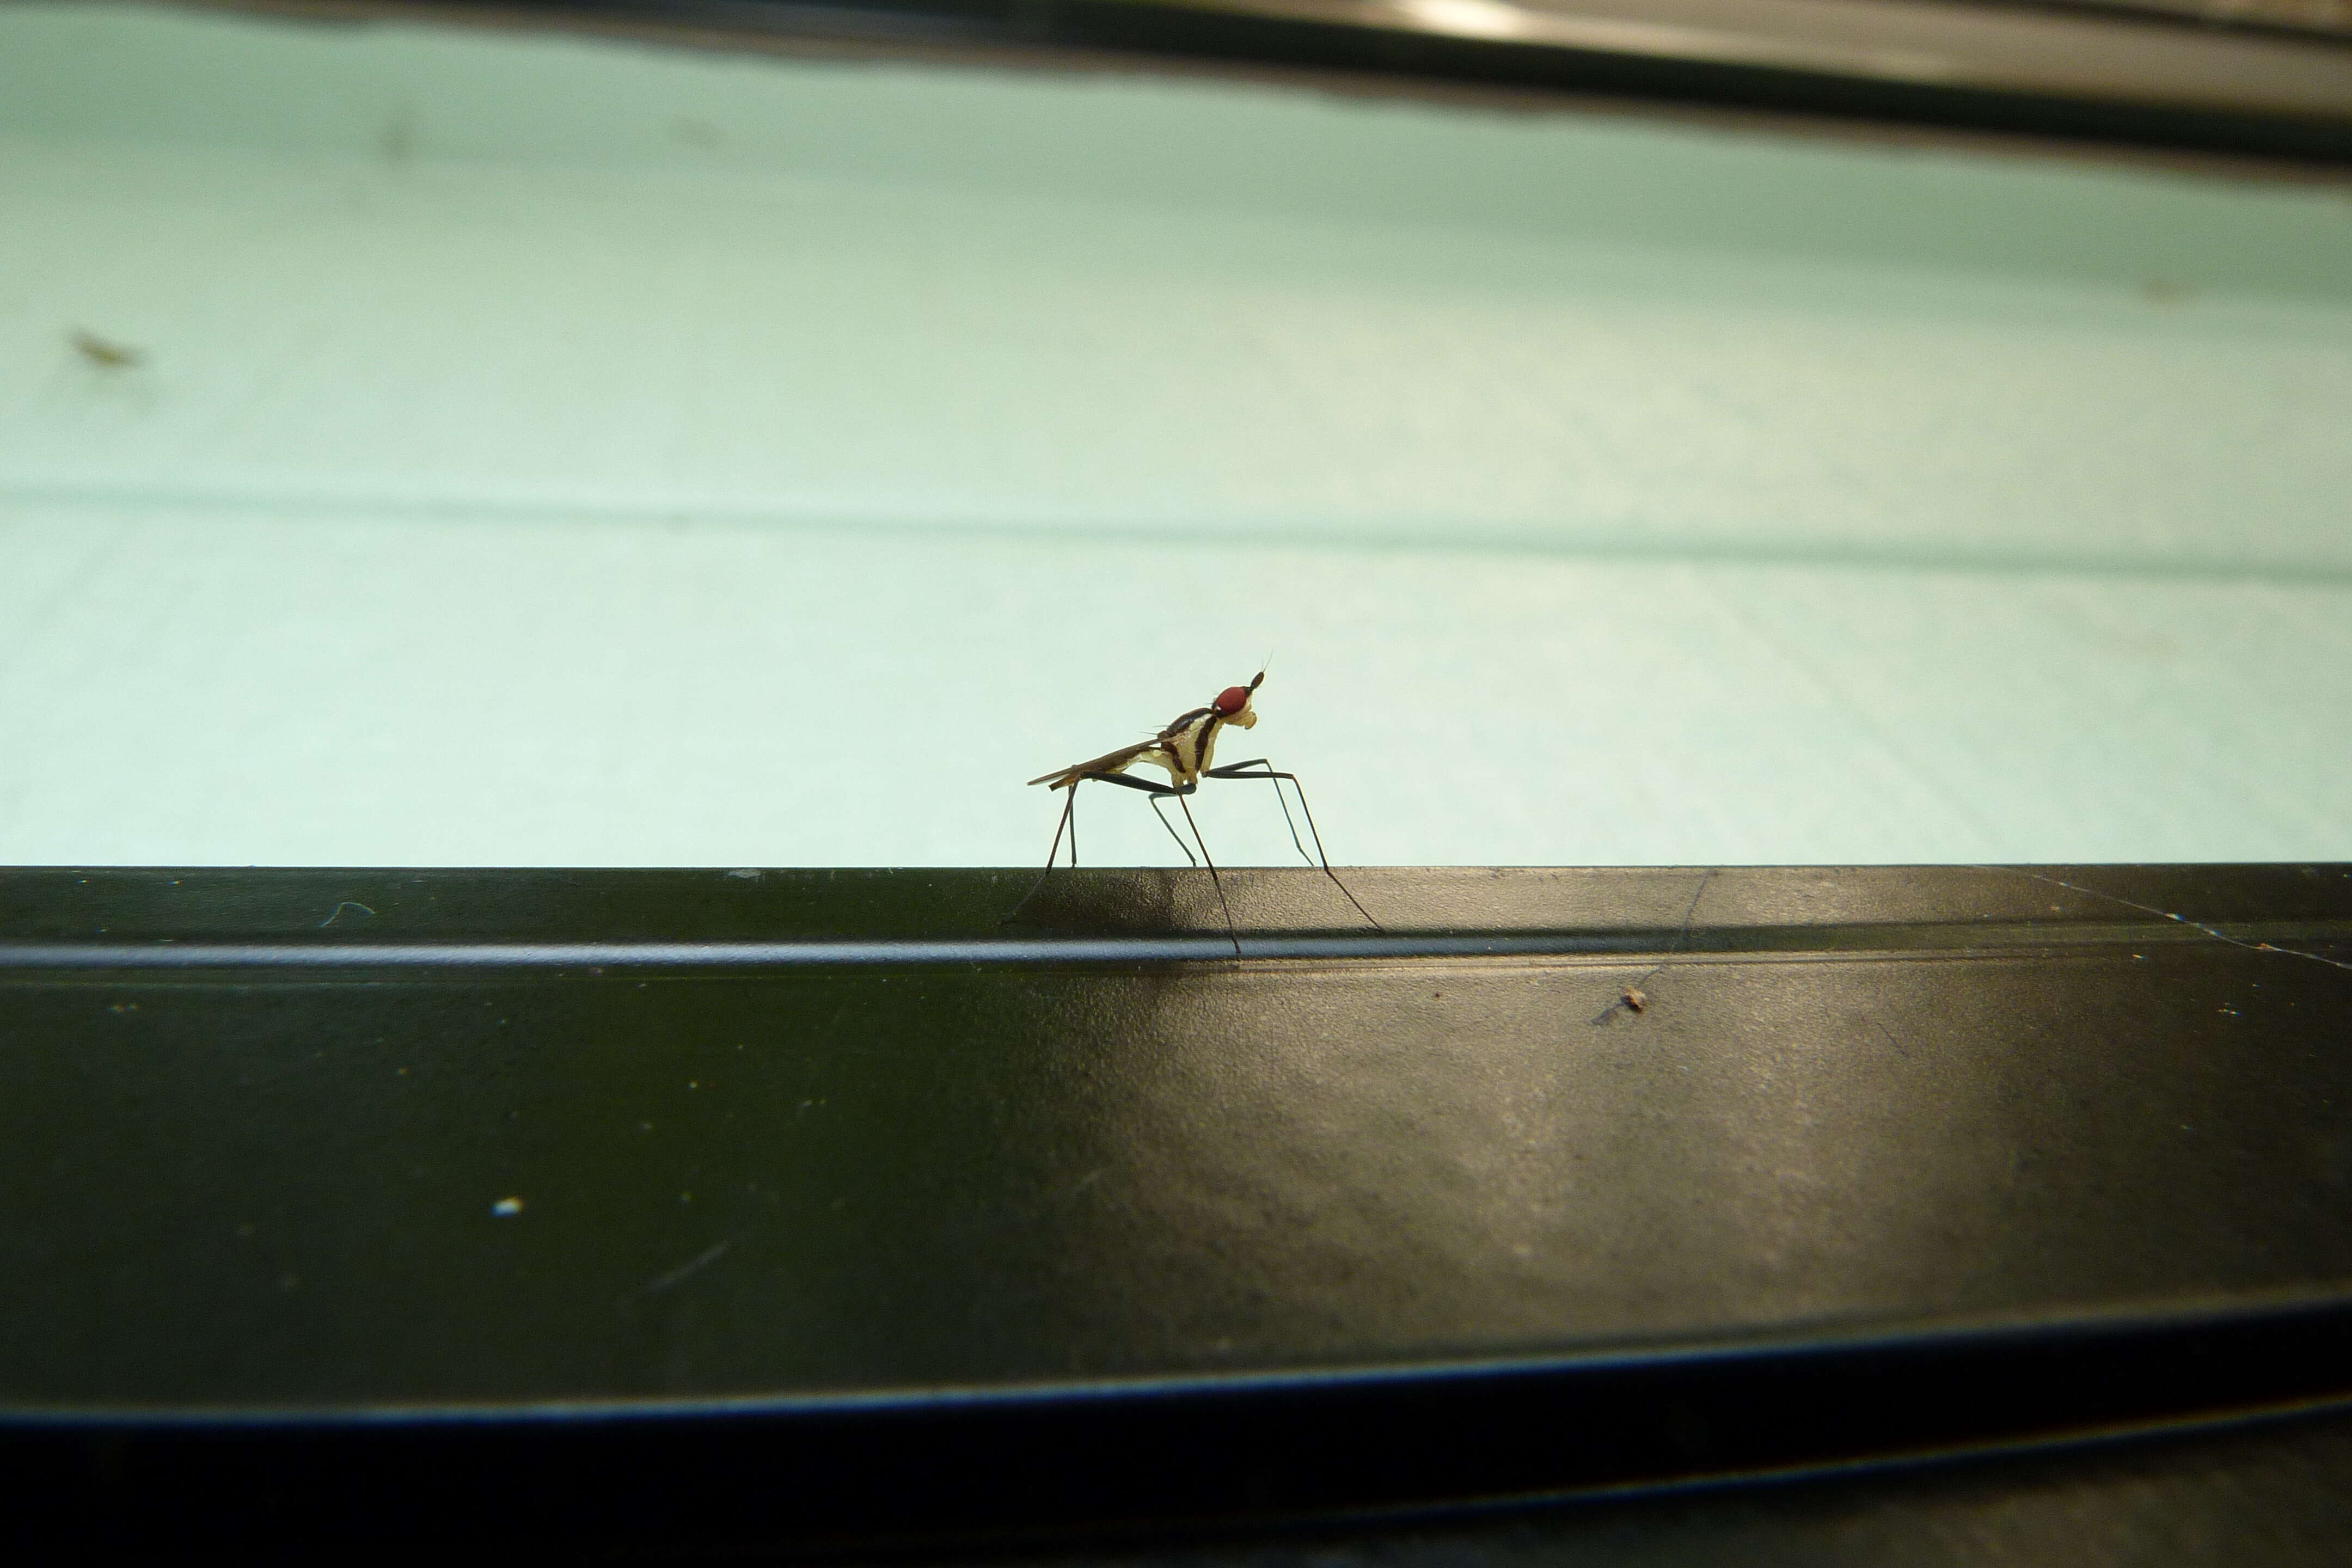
[1027,699,1215,788]
[1028,739,1154,789]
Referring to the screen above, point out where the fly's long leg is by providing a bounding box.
[1203,759,1333,869]
[1006,769,1229,947]
[1095,774,1234,954]
[1004,781,1080,924]
[1222,763,1312,863]
[1203,760,1381,931]
[1149,794,1198,866]
[1173,788,1243,960]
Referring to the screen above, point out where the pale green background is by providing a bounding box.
[2,2,2348,867]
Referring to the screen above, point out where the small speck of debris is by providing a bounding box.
[688,1080,699,1089]
[1431,992,1443,999]
[396,1067,408,1076]
[680,1192,693,1204]
[109,1002,138,1014]
[1623,987,1648,1013]
[70,328,143,367]
[491,1197,524,1217]
[726,868,762,880]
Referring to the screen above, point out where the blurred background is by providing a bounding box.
[2,0,2348,868]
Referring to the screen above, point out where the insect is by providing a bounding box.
[1011,671,1380,955]
[69,329,143,369]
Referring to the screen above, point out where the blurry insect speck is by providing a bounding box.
[1622,987,1649,1013]
[70,329,143,369]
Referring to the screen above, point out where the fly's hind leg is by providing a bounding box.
[1003,781,1081,924]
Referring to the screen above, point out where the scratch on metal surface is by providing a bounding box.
[638,1238,733,1300]
[1980,866,2352,976]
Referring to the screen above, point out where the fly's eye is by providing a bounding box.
[1215,685,1251,715]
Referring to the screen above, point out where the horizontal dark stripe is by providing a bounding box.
[9,1281,2352,1426]
[0,922,2341,969]
[9,1288,2352,1551]
[0,935,1699,969]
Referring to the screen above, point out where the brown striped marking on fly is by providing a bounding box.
[1028,671,1262,793]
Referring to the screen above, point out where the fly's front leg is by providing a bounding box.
[1204,758,1313,864]
[1203,759,1322,867]
[1203,760,1382,931]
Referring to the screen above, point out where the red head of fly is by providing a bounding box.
[1215,670,1266,716]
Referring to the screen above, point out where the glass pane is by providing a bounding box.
[4,2,2348,866]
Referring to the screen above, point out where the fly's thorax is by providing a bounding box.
[1195,717,1221,779]
[1182,709,1241,781]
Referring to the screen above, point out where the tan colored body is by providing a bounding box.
[1028,689,1258,793]
[1012,670,1380,941]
